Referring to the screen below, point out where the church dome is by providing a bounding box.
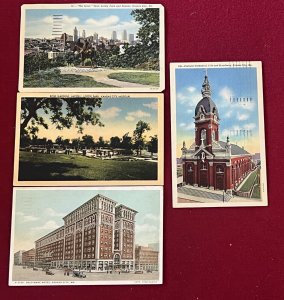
[195,75,219,119]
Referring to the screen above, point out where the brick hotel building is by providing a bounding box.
[181,75,253,192]
[34,194,137,271]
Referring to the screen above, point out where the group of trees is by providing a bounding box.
[24,8,160,75]
[20,98,158,156]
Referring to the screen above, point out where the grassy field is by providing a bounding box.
[24,71,112,88]
[19,152,157,181]
[251,184,260,198]
[239,168,259,192]
[107,72,159,86]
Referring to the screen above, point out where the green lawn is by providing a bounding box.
[251,184,261,198]
[24,72,112,88]
[19,152,157,181]
[107,72,159,86]
[239,168,259,192]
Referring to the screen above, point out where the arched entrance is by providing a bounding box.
[215,165,225,190]
[113,253,121,270]
[199,162,208,187]
[186,163,194,185]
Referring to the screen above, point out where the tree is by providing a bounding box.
[20,97,104,140]
[71,138,81,151]
[110,136,121,149]
[121,132,133,154]
[82,135,95,149]
[55,136,63,146]
[97,136,105,148]
[147,135,158,156]
[130,8,160,69]
[133,120,151,156]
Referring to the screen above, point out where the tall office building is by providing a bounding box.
[34,194,138,272]
[93,32,99,43]
[122,29,128,41]
[128,33,135,44]
[73,27,78,41]
[111,31,117,41]
[82,30,86,39]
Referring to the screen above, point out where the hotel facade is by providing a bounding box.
[34,194,138,271]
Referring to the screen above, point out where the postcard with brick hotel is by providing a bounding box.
[9,187,163,285]
[18,3,165,92]
[171,61,268,208]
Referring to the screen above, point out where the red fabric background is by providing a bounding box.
[0,0,283,299]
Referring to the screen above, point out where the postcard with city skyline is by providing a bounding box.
[171,61,268,208]
[18,4,165,92]
[13,93,164,186]
[9,187,163,285]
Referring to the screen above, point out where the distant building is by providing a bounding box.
[135,246,159,271]
[14,250,25,265]
[129,33,135,44]
[148,243,159,251]
[73,27,78,41]
[111,31,117,41]
[122,29,128,41]
[93,32,99,43]
[47,51,64,60]
[22,248,35,266]
[82,30,86,39]
[35,194,138,272]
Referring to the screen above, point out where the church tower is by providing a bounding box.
[194,74,220,154]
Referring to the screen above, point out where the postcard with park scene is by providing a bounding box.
[18,4,165,92]
[13,93,163,186]
[9,187,163,286]
[171,61,267,208]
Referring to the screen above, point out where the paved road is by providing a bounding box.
[59,67,158,88]
[12,266,159,284]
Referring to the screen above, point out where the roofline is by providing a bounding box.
[35,226,65,243]
[115,204,138,214]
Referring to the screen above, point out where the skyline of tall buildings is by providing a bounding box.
[72,27,135,43]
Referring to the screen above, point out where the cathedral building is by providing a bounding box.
[181,75,253,193]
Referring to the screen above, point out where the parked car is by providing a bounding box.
[46,270,55,275]
[73,271,86,278]
[135,270,143,274]
[147,269,152,273]
[33,267,38,271]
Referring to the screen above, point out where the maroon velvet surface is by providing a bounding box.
[0,0,283,299]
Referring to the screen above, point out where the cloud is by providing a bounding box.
[136,223,158,233]
[219,86,233,104]
[45,208,65,218]
[177,90,201,107]
[125,110,151,121]
[224,110,233,118]
[16,211,39,223]
[187,109,193,114]
[237,112,249,121]
[43,15,80,25]
[187,86,196,93]
[243,123,256,130]
[99,107,121,119]
[33,220,60,231]
[142,213,160,222]
[143,102,158,110]
[180,122,195,131]
[85,15,119,27]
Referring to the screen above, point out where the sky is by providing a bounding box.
[175,67,260,157]
[25,96,159,142]
[12,188,161,252]
[25,9,140,39]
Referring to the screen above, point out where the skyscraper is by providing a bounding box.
[129,33,135,44]
[73,27,78,41]
[111,31,117,41]
[122,29,127,41]
[93,32,99,43]
[82,30,86,39]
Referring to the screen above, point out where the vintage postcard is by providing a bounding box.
[18,4,165,92]
[171,61,267,208]
[9,186,163,285]
[13,93,163,186]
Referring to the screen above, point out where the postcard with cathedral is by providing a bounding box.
[18,3,165,92]
[13,93,163,186]
[9,187,163,285]
[170,61,268,208]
